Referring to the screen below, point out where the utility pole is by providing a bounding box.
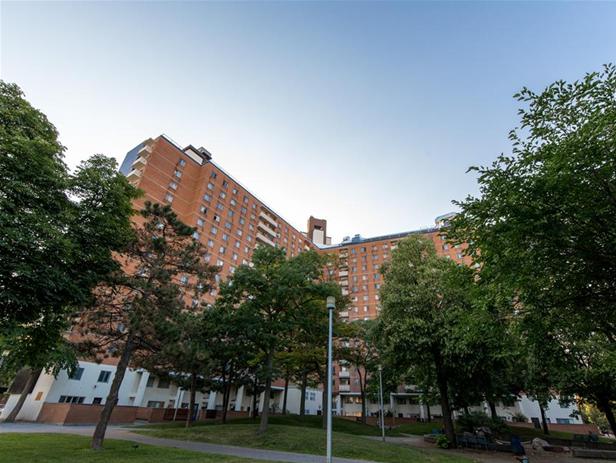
[378,365,385,442]
[326,296,335,463]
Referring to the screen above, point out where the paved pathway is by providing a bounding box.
[0,422,377,463]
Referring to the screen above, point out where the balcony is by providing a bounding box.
[341,288,349,296]
[338,384,351,392]
[132,155,148,170]
[338,270,349,277]
[256,232,276,247]
[126,169,142,183]
[339,370,350,378]
[138,144,153,156]
[339,311,349,318]
[258,220,277,239]
[259,211,278,229]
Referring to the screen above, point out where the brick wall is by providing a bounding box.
[37,403,137,425]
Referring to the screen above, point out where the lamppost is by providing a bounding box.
[326,296,335,463]
[378,365,385,442]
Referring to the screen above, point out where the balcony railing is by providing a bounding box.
[259,211,278,229]
[338,384,351,392]
[256,232,276,247]
[339,370,350,378]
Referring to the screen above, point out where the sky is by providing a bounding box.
[2,1,615,243]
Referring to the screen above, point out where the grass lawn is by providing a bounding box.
[143,414,383,436]
[0,433,266,463]
[387,422,444,436]
[137,423,472,463]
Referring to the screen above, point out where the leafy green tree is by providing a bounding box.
[449,64,616,435]
[378,235,475,446]
[136,311,213,428]
[337,319,380,424]
[205,302,254,423]
[217,247,338,434]
[78,202,217,449]
[0,82,138,421]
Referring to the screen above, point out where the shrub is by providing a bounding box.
[435,434,450,449]
[511,412,528,423]
[456,411,508,434]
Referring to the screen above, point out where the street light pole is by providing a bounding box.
[378,365,385,442]
[326,296,335,463]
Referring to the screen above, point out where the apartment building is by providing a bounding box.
[120,135,315,302]
[1,134,581,428]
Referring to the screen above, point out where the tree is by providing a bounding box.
[217,246,338,434]
[378,235,475,446]
[136,311,213,427]
[0,81,138,421]
[337,319,379,424]
[449,64,616,435]
[78,202,218,449]
[205,302,254,423]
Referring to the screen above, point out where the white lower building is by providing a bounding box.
[0,360,322,424]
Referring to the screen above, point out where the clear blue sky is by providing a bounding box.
[2,1,615,242]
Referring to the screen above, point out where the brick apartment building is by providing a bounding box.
[0,135,581,428]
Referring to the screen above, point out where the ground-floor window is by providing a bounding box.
[59,395,85,404]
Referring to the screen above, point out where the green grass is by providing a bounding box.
[143,414,383,436]
[387,422,445,436]
[0,433,266,463]
[137,423,472,463]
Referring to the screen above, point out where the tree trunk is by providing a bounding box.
[539,403,550,435]
[435,354,456,448]
[488,401,498,420]
[251,376,259,419]
[282,372,289,415]
[358,368,366,424]
[258,350,274,434]
[185,371,197,428]
[3,369,36,423]
[463,406,470,415]
[299,370,307,417]
[321,376,328,429]
[426,402,432,422]
[92,339,134,450]
[598,397,616,437]
[222,382,231,424]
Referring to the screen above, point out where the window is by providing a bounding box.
[220,191,226,199]
[200,205,208,215]
[169,182,178,190]
[69,367,84,381]
[210,171,217,179]
[197,218,205,227]
[207,182,214,190]
[59,395,85,404]
[34,391,43,401]
[165,193,174,203]
[97,370,112,383]
[93,397,103,405]
[157,378,170,389]
[222,180,229,189]
[174,170,182,178]
[147,400,164,408]
[556,418,571,424]
[146,376,155,387]
[192,231,200,240]
[211,226,218,235]
[178,159,186,167]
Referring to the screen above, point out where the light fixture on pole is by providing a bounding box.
[378,365,385,442]
[326,296,335,463]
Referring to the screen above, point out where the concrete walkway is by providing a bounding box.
[0,422,378,463]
